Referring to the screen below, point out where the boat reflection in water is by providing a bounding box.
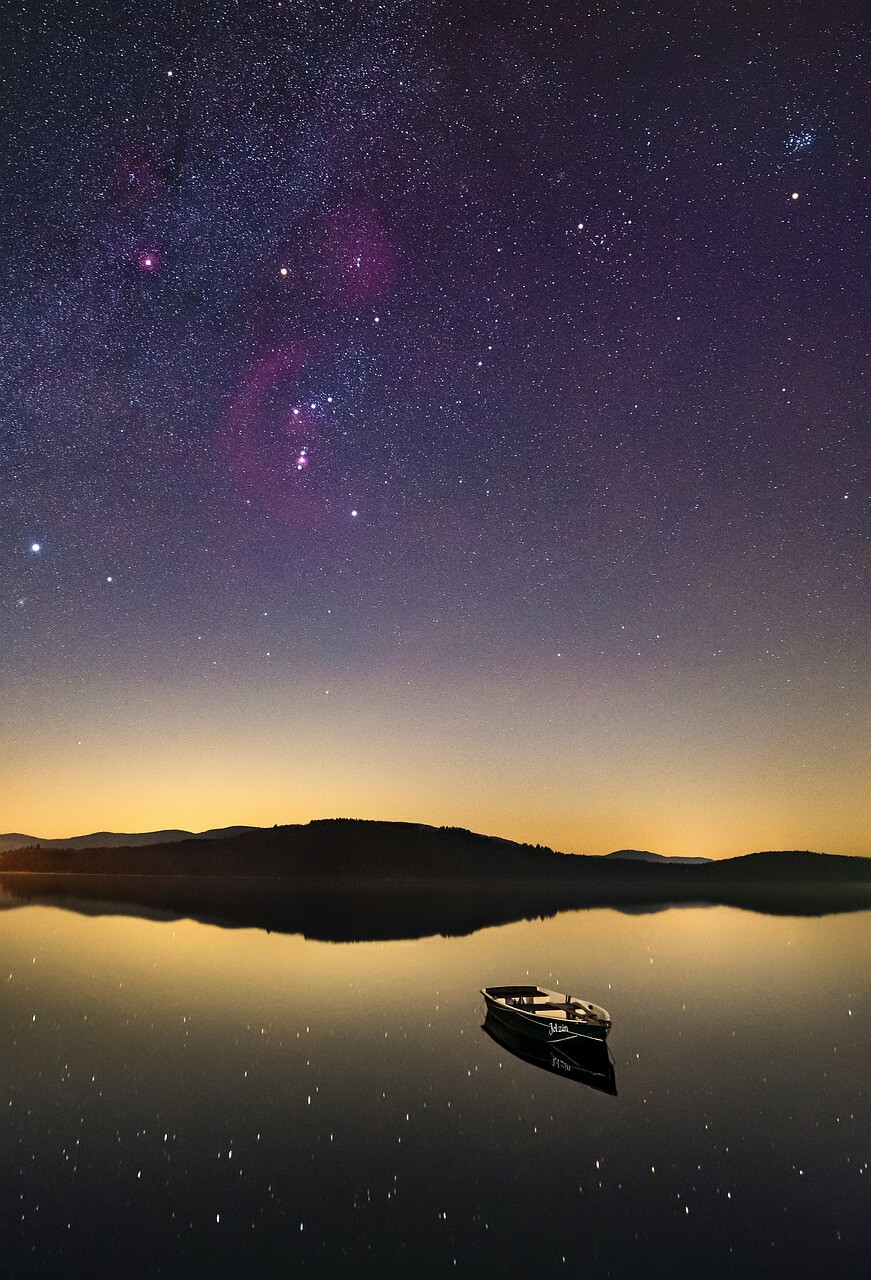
[482,1010,618,1096]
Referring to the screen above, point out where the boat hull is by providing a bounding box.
[482,991,610,1043]
[482,1012,617,1095]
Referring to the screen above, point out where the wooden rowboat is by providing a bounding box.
[481,984,611,1043]
[482,1010,617,1095]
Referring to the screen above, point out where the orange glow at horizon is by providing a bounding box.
[3,662,868,859]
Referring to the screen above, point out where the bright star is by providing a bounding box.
[30,542,41,553]
[351,509,358,518]
[134,249,161,271]
[791,192,799,200]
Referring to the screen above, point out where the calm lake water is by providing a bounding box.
[2,897,868,1278]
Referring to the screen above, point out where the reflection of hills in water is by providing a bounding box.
[482,1011,618,1096]
[0,822,868,941]
[0,873,577,941]
[0,863,868,943]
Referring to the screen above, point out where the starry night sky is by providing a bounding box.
[1,0,867,854]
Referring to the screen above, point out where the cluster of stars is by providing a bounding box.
[785,128,816,155]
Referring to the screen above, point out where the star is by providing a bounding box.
[134,249,161,271]
[30,542,41,553]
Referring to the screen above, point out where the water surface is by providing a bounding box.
[2,898,868,1277]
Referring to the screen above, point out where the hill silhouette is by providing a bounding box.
[0,820,868,940]
[605,849,710,865]
[0,825,257,853]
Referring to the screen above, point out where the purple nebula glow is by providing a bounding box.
[304,204,397,305]
[222,346,336,528]
[133,249,161,272]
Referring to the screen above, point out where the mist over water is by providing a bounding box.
[3,901,868,1278]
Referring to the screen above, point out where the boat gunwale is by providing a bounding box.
[481,985,611,1036]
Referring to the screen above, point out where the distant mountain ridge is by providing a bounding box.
[0,826,258,853]
[0,818,865,881]
[606,849,711,865]
[0,825,789,865]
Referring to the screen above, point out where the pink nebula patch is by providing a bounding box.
[303,205,397,305]
[223,346,335,528]
[133,248,161,272]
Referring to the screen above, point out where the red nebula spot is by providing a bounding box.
[222,345,335,529]
[133,248,161,272]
